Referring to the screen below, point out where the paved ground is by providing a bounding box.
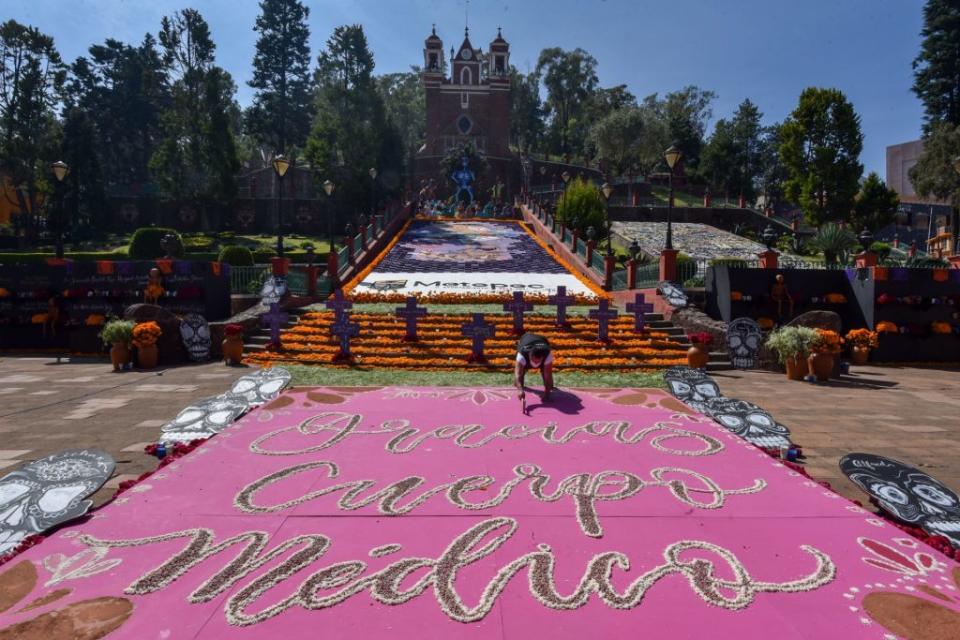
[0,356,248,505]
[712,364,960,504]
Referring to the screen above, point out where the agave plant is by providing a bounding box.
[811,223,857,265]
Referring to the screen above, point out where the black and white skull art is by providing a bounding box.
[658,281,688,308]
[726,317,762,369]
[0,449,114,554]
[840,453,960,546]
[223,367,292,406]
[160,395,250,443]
[704,397,792,449]
[663,366,722,414]
[179,314,211,362]
[261,276,288,305]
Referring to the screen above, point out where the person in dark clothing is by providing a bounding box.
[514,332,554,404]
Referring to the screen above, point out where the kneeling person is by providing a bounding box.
[514,332,554,402]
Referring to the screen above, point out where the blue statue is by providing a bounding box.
[450,156,476,204]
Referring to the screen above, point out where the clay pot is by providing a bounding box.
[222,335,244,366]
[137,343,159,369]
[110,342,130,372]
[851,345,870,366]
[784,355,808,380]
[807,351,833,382]
[687,345,709,369]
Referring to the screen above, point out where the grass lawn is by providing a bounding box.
[286,365,665,389]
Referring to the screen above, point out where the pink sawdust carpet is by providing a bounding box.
[0,387,957,640]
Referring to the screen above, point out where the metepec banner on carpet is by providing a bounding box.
[354,220,598,298]
[1,386,956,639]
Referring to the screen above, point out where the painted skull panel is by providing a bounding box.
[160,395,250,443]
[703,397,792,449]
[179,314,211,362]
[223,367,292,407]
[840,453,960,545]
[663,366,722,414]
[0,449,114,554]
[658,281,688,308]
[726,317,762,369]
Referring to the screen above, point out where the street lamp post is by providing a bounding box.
[368,167,378,218]
[663,145,682,250]
[322,180,336,255]
[272,154,291,258]
[50,160,69,259]
[952,156,960,255]
[601,182,614,256]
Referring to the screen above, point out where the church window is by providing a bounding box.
[495,55,504,74]
[460,66,472,85]
[457,115,473,135]
[428,53,438,70]
[461,92,469,108]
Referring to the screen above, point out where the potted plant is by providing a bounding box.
[845,328,878,365]
[765,326,818,380]
[809,329,842,381]
[687,332,713,369]
[132,321,162,369]
[99,319,134,371]
[223,323,245,366]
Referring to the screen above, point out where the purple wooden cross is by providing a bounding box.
[260,302,289,347]
[548,285,576,327]
[324,288,353,321]
[502,291,534,334]
[331,313,360,360]
[395,297,427,341]
[625,293,654,333]
[461,313,495,362]
[588,299,619,342]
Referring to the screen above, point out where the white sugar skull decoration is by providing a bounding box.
[704,397,792,449]
[223,367,292,407]
[261,276,288,306]
[658,281,688,308]
[0,449,114,554]
[160,396,250,443]
[841,453,960,546]
[179,314,211,362]
[663,366,722,414]
[726,317,762,369]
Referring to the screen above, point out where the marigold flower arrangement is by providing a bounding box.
[757,317,775,330]
[825,293,847,304]
[811,329,842,354]
[85,314,106,327]
[931,321,952,335]
[844,328,878,348]
[875,320,898,334]
[132,321,162,348]
[730,291,743,301]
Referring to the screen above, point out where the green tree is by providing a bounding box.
[0,20,65,234]
[509,67,544,155]
[780,87,863,225]
[658,86,716,171]
[586,84,636,122]
[306,25,401,221]
[912,0,960,132]
[535,47,598,158]
[556,177,606,239]
[58,105,107,232]
[150,9,240,207]
[245,0,313,154]
[758,123,789,207]
[701,99,764,201]
[851,172,900,233]
[376,70,424,158]
[587,105,667,177]
[909,122,960,205]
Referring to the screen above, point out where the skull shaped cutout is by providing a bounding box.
[261,276,288,306]
[658,281,688,308]
[179,314,211,362]
[160,395,249,443]
[663,366,722,414]
[840,453,960,546]
[223,367,292,407]
[726,317,762,369]
[0,449,114,554]
[704,397,792,449]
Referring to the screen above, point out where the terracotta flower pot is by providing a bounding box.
[807,352,833,382]
[784,355,808,380]
[851,345,870,366]
[137,343,159,369]
[110,342,130,372]
[687,345,709,369]
[222,335,244,366]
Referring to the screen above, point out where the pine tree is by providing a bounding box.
[912,0,960,132]
[246,0,313,155]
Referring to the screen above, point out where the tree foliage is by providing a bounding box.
[509,67,544,155]
[376,69,424,158]
[701,99,764,200]
[851,172,900,233]
[556,177,607,240]
[780,87,863,225]
[909,122,960,206]
[246,0,313,154]
[587,105,667,177]
[912,0,960,132]
[536,47,598,157]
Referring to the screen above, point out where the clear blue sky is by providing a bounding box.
[9,0,926,178]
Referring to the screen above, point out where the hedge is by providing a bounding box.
[218,245,254,266]
[0,251,129,264]
[128,227,184,259]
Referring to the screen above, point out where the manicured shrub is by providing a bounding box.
[217,245,255,266]
[252,248,276,263]
[556,178,607,240]
[128,227,184,259]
